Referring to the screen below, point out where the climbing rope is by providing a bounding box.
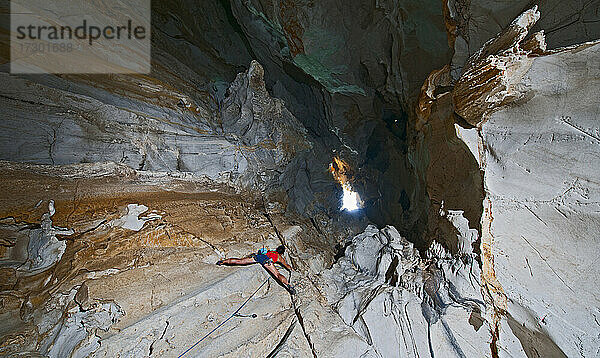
[177,278,270,358]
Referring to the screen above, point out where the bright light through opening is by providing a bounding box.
[341,185,361,211]
[329,156,361,212]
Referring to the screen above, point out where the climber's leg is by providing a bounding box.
[218,257,255,265]
[263,262,289,286]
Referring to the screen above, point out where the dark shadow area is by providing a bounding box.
[526,0,600,50]
[507,313,567,358]
[359,110,429,252]
[420,94,484,256]
[216,0,258,61]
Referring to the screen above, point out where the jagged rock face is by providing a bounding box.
[225,0,455,239]
[452,7,543,126]
[457,41,600,357]
[418,5,600,357]
[319,225,493,358]
[221,60,312,189]
[447,0,600,79]
[2,1,600,358]
[0,62,309,192]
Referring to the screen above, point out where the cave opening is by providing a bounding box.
[340,185,361,212]
[2,1,597,356]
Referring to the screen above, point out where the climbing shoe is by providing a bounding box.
[216,260,225,266]
[287,285,296,295]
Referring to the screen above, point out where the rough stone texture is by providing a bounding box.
[1,1,600,357]
[0,162,307,357]
[319,224,496,358]
[416,5,600,357]
[221,60,312,189]
[457,41,600,357]
[228,0,453,241]
[447,0,600,79]
[0,60,309,191]
[1,200,72,273]
[0,163,377,358]
[452,7,543,126]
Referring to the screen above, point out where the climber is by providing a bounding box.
[217,245,296,294]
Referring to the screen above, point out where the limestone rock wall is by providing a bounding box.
[447,0,600,79]
[0,162,307,357]
[459,40,600,357]
[317,224,493,358]
[0,60,309,192]
[418,5,600,357]
[1,1,600,357]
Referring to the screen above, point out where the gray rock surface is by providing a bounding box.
[417,5,600,357]
[457,40,600,357]
[41,290,124,358]
[0,60,309,191]
[221,60,312,189]
[0,200,72,272]
[319,224,495,358]
[447,0,600,79]
[1,1,599,357]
